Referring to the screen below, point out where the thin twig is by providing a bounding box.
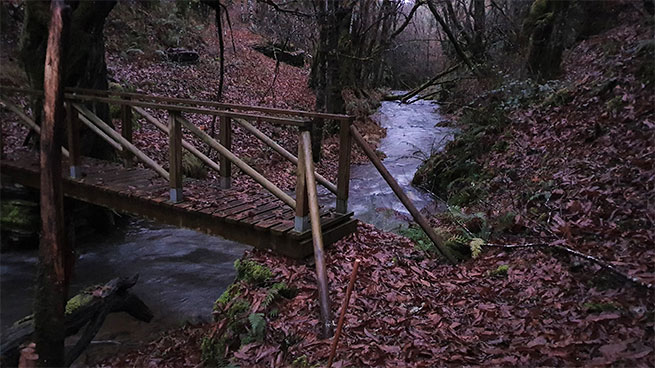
[486,242,653,290]
[327,259,361,368]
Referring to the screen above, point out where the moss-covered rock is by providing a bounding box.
[413,104,506,207]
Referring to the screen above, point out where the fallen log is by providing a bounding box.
[1,275,153,367]
[384,63,462,103]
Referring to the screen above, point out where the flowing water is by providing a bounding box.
[0,96,452,364]
[337,97,455,230]
[0,220,249,365]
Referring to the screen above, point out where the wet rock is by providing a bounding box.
[166,48,199,63]
[125,48,145,61]
[252,42,305,67]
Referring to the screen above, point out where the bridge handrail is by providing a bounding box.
[0,86,353,124]
[0,86,309,127]
[0,86,352,214]
[67,87,353,121]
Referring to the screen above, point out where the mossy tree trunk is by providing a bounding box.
[310,1,355,116]
[20,0,117,159]
[524,0,570,80]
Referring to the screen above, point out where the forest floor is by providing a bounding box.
[98,6,653,368]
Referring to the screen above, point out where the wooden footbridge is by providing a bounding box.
[1,84,457,339]
[0,86,357,259]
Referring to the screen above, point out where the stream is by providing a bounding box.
[0,97,453,365]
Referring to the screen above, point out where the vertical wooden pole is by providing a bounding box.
[301,130,333,338]
[0,121,4,160]
[336,118,352,213]
[310,117,324,162]
[219,115,232,189]
[121,101,133,168]
[65,102,81,178]
[168,111,183,202]
[35,1,70,366]
[295,133,310,232]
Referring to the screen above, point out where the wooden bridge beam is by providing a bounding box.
[168,110,183,203]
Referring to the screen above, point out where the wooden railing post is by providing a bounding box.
[336,118,353,213]
[219,115,232,189]
[65,102,81,178]
[168,110,183,202]
[295,131,310,232]
[121,100,133,168]
[0,120,4,160]
[301,130,333,338]
[311,117,324,162]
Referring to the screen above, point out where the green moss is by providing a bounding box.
[182,152,208,179]
[234,259,272,285]
[214,284,241,310]
[292,355,321,368]
[226,298,250,321]
[65,293,94,315]
[605,95,625,115]
[0,200,39,229]
[200,335,229,367]
[413,103,506,207]
[543,87,573,107]
[583,302,620,313]
[491,264,509,277]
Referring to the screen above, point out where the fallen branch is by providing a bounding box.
[384,63,461,102]
[486,242,653,290]
[1,275,153,367]
[327,259,361,368]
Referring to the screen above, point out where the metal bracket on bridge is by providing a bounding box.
[169,188,183,203]
[69,166,81,179]
[294,215,310,232]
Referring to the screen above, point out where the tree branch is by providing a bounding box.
[486,242,654,291]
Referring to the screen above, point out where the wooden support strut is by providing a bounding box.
[236,118,338,194]
[131,106,221,174]
[0,99,70,158]
[121,99,134,168]
[75,112,123,152]
[301,130,333,338]
[168,110,183,202]
[350,126,457,264]
[176,114,296,209]
[219,115,232,189]
[295,135,310,232]
[72,103,169,180]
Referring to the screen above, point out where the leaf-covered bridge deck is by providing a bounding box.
[0,149,356,258]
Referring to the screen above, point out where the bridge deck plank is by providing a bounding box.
[0,148,354,258]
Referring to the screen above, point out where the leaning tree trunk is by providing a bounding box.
[35,1,69,365]
[20,0,117,159]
